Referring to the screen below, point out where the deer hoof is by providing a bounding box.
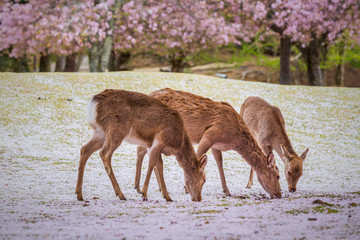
[117,192,126,200]
[77,194,84,201]
[184,186,189,194]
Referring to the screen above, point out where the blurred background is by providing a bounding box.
[1,0,359,87]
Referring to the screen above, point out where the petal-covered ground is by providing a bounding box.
[0,72,359,239]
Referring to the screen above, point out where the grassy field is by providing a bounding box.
[0,72,359,239]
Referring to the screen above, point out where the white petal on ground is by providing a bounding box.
[0,72,359,239]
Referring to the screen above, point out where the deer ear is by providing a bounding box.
[280,144,292,160]
[300,148,309,161]
[267,152,275,168]
[199,154,207,171]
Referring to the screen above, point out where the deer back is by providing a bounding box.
[150,88,243,144]
[239,96,288,150]
[91,89,186,153]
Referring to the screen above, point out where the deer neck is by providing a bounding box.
[275,135,297,160]
[175,134,199,171]
[233,132,269,174]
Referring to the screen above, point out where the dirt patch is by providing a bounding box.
[129,53,360,87]
[192,63,360,87]
[325,65,360,87]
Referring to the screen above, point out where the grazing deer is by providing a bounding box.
[75,89,207,202]
[135,88,281,199]
[239,96,309,192]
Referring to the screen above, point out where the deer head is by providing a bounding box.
[256,152,282,198]
[183,154,207,201]
[281,144,309,192]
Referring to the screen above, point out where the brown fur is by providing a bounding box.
[239,96,309,192]
[135,88,281,199]
[76,89,207,202]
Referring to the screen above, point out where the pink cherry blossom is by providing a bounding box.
[0,0,358,71]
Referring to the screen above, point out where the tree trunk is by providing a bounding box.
[108,51,132,71]
[75,53,84,72]
[39,54,51,72]
[89,0,123,72]
[298,39,324,86]
[33,55,37,72]
[64,53,77,72]
[55,56,66,72]
[15,56,30,72]
[89,42,101,72]
[279,36,292,85]
[170,57,185,72]
[320,41,329,86]
[99,36,113,72]
[335,43,345,86]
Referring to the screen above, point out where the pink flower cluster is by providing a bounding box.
[222,0,360,44]
[0,0,359,59]
[114,0,237,57]
[0,0,114,57]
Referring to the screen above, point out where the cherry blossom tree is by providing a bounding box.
[1,0,359,79]
[1,0,234,72]
[0,0,120,72]
[290,0,360,86]
[221,0,360,85]
[115,0,237,72]
[88,0,123,72]
[263,0,360,85]
[1,1,85,71]
[0,0,42,71]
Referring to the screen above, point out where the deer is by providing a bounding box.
[239,96,309,192]
[135,88,282,199]
[75,89,207,202]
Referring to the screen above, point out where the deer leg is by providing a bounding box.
[76,133,105,201]
[154,167,162,192]
[246,144,272,189]
[135,146,147,194]
[99,133,126,200]
[183,173,189,194]
[155,157,172,202]
[211,148,231,196]
[196,135,217,192]
[197,136,213,157]
[141,143,163,201]
[246,168,254,188]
